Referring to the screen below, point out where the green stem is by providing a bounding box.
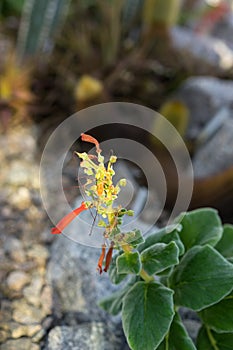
[139,268,154,283]
[120,243,154,282]
[206,326,219,350]
[165,332,169,350]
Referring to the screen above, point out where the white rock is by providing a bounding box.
[46,323,127,350]
[23,274,44,307]
[27,244,49,267]
[6,271,30,291]
[12,300,46,324]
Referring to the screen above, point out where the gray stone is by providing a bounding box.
[47,232,119,322]
[9,322,41,338]
[183,320,202,342]
[172,26,233,74]
[46,323,128,350]
[31,328,46,343]
[6,161,39,188]
[0,338,40,350]
[0,329,10,343]
[174,76,233,139]
[26,244,49,267]
[193,117,233,177]
[212,14,233,50]
[0,126,37,162]
[9,187,31,210]
[179,307,201,341]
[4,238,25,263]
[23,274,44,307]
[0,301,12,323]
[12,299,46,324]
[6,271,30,291]
[40,285,53,316]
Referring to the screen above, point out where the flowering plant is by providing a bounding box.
[51,133,135,273]
[51,134,233,350]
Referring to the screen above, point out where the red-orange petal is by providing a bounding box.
[104,243,114,272]
[81,133,101,153]
[97,244,106,274]
[51,202,88,234]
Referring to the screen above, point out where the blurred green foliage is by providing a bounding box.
[0,0,25,17]
[16,0,71,60]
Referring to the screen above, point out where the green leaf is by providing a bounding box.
[124,229,145,247]
[169,245,233,311]
[138,226,185,256]
[141,242,179,275]
[175,208,222,250]
[197,326,233,350]
[158,312,197,350]
[117,251,141,275]
[108,252,128,284]
[199,291,233,333]
[122,281,174,350]
[215,224,233,261]
[98,278,136,316]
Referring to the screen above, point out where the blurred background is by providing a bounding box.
[0,0,233,349]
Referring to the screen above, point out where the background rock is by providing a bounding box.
[0,338,40,350]
[47,231,121,323]
[46,323,129,350]
[174,76,233,139]
[172,26,233,76]
[193,116,233,177]
[6,271,30,292]
[212,13,233,50]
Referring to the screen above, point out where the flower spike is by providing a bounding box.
[51,201,88,234]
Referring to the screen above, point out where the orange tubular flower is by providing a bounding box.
[51,202,88,234]
[81,133,101,153]
[97,244,106,274]
[97,182,104,196]
[104,243,114,273]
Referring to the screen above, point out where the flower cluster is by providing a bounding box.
[51,133,134,273]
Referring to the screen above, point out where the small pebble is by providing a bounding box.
[6,271,30,291]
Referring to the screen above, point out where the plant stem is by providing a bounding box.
[121,243,132,254]
[139,268,154,283]
[206,326,219,350]
[165,332,169,350]
[121,243,154,282]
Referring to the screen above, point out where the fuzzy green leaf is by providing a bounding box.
[138,226,184,256]
[108,252,128,284]
[199,291,233,333]
[158,312,197,350]
[117,251,141,275]
[124,229,145,247]
[98,278,136,316]
[169,245,233,311]
[176,208,222,250]
[197,326,233,350]
[122,281,174,350]
[215,224,233,261]
[141,241,179,275]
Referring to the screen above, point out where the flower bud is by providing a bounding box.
[110,155,117,163]
[119,178,127,187]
